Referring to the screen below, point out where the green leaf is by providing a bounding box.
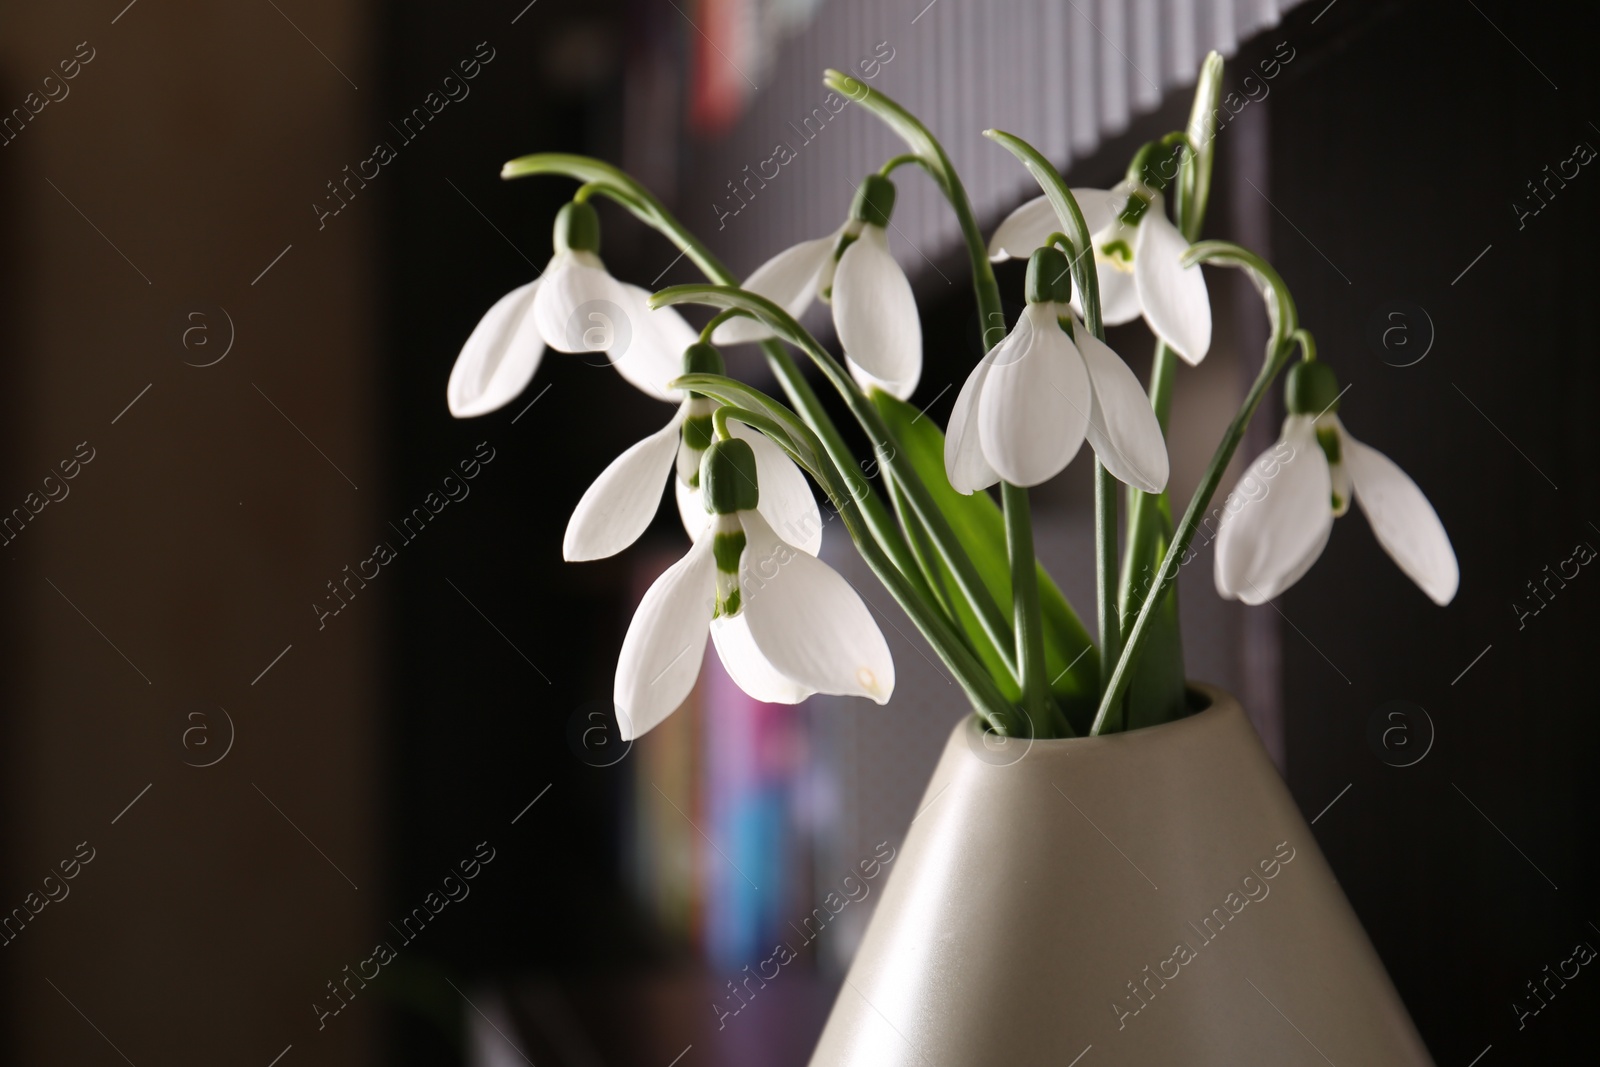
[1180,51,1226,240]
[1183,241,1298,346]
[653,284,809,349]
[822,70,952,192]
[1119,494,1188,729]
[873,391,1098,722]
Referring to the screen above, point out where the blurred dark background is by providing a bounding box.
[2,0,1597,1064]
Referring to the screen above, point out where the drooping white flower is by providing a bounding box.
[945,247,1169,494]
[989,180,1211,365]
[711,174,922,399]
[447,200,697,416]
[563,343,823,561]
[613,437,894,740]
[1213,361,1458,606]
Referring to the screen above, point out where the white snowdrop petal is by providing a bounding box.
[735,510,894,703]
[988,196,1059,261]
[988,189,1117,263]
[615,283,695,400]
[977,305,1091,488]
[1134,200,1212,364]
[447,280,545,417]
[1071,266,1140,327]
[1343,430,1460,605]
[711,613,817,705]
[613,536,717,740]
[1096,265,1142,326]
[732,422,823,556]
[563,412,684,561]
[675,473,708,542]
[532,252,635,356]
[1077,325,1169,493]
[845,355,919,402]
[712,233,836,344]
[945,358,1001,495]
[1237,519,1333,606]
[833,226,922,398]
[1213,417,1334,601]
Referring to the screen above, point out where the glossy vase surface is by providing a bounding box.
[809,685,1433,1066]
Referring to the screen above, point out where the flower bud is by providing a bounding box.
[849,174,897,227]
[553,200,601,255]
[1025,247,1073,306]
[681,341,725,400]
[1285,359,1341,416]
[682,341,725,377]
[701,437,760,515]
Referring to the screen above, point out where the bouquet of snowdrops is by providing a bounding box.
[445,54,1457,744]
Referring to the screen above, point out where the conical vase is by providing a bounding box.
[809,685,1433,1066]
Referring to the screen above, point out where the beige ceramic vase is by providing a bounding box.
[809,685,1434,1066]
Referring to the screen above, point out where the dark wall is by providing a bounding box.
[1269,1,1599,1062]
[379,1,678,1061]
[2,3,384,1064]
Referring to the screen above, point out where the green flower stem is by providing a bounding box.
[1118,60,1217,645]
[1001,482,1057,734]
[758,346,942,608]
[1294,329,1318,362]
[499,153,936,610]
[700,308,741,343]
[1117,340,1176,627]
[823,71,1010,346]
[885,472,960,625]
[779,324,1023,686]
[825,73,1061,730]
[704,395,1019,731]
[1147,343,1180,434]
[1091,241,1299,734]
[984,129,1116,715]
[1094,464,1120,698]
[879,153,923,177]
[658,288,1023,689]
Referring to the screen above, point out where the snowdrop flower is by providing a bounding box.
[945,247,1169,494]
[711,174,922,399]
[989,179,1211,364]
[447,200,697,415]
[563,343,823,561]
[613,437,894,740]
[1214,360,1458,606]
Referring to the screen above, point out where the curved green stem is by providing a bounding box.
[1091,242,1300,734]
[1002,483,1051,731]
[1118,56,1221,644]
[1292,328,1318,362]
[828,74,1069,732]
[884,470,959,625]
[824,70,1005,345]
[985,128,1116,716]
[1117,341,1177,628]
[1094,464,1119,699]
[658,283,1021,688]
[701,308,741,343]
[500,153,934,610]
[698,391,1019,731]
[879,153,922,177]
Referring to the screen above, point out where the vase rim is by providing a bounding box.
[962,681,1240,750]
